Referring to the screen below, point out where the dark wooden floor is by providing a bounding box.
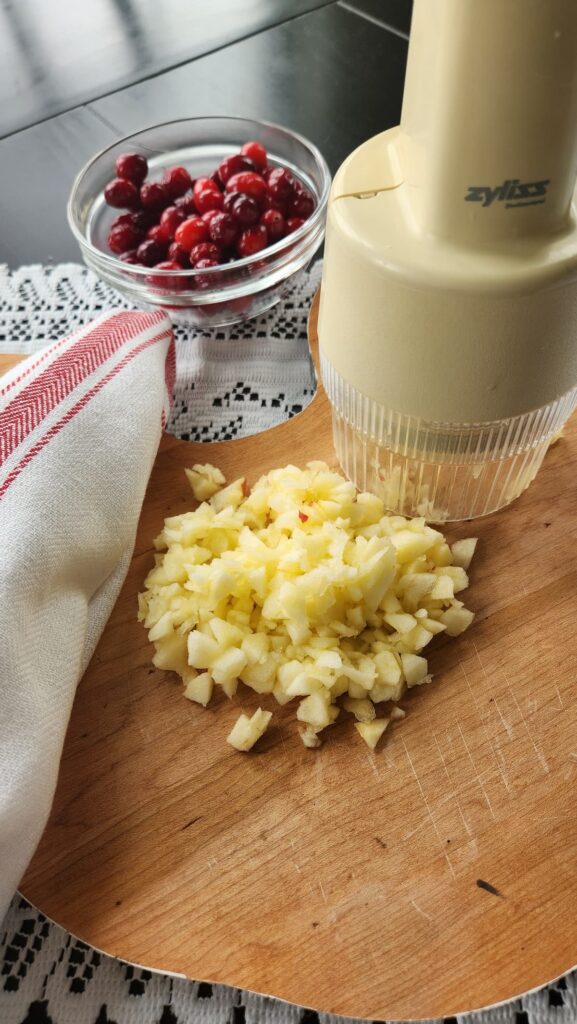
[0,0,412,267]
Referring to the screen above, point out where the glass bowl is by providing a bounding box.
[67,116,330,327]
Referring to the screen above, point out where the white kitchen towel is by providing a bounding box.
[0,309,174,922]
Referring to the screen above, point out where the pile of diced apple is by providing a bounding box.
[138,462,476,752]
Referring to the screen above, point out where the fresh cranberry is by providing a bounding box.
[115,153,148,186]
[241,141,267,172]
[162,165,192,199]
[146,224,167,247]
[224,191,260,226]
[104,178,140,209]
[175,194,198,215]
[286,216,305,233]
[111,212,135,230]
[158,205,186,242]
[119,249,139,264]
[209,212,238,248]
[260,208,286,242]
[147,260,188,290]
[140,181,169,211]
[107,222,142,254]
[237,224,268,258]
[168,241,190,266]
[189,242,221,265]
[217,154,255,184]
[263,195,288,215]
[267,167,296,202]
[194,257,220,289]
[136,239,166,266]
[193,182,223,214]
[202,209,222,227]
[174,216,209,251]
[226,171,268,206]
[195,257,220,269]
[193,176,217,200]
[131,209,156,231]
[210,171,224,191]
[289,188,315,218]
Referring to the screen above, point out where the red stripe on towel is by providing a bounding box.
[0,326,171,500]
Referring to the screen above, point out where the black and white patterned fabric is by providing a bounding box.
[1,262,577,1024]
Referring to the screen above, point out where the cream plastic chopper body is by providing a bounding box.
[318,0,577,521]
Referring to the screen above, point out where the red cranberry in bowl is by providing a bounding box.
[111,212,136,230]
[260,208,286,242]
[241,141,267,172]
[175,194,198,216]
[168,241,190,266]
[195,186,224,214]
[163,165,192,199]
[189,242,221,265]
[194,257,220,290]
[107,221,142,254]
[136,238,166,266]
[104,177,140,209]
[140,181,169,211]
[202,209,223,228]
[217,153,255,185]
[286,216,305,233]
[119,249,140,264]
[115,153,148,186]
[226,171,268,207]
[267,167,295,202]
[237,224,268,258]
[174,216,209,251]
[288,188,315,218]
[224,192,260,226]
[208,212,238,248]
[147,260,188,290]
[158,205,186,242]
[146,224,168,248]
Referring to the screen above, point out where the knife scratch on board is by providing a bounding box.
[457,722,496,820]
[461,654,512,794]
[400,737,457,880]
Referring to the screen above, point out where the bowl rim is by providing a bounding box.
[67,115,331,279]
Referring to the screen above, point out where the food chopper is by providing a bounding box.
[318,0,577,521]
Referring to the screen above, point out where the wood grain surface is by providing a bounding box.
[7,300,577,1020]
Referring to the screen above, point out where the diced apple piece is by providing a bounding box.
[384,612,418,634]
[450,538,477,570]
[185,463,225,501]
[374,650,402,686]
[187,630,220,669]
[430,575,454,600]
[211,478,246,512]
[401,653,429,686]
[390,705,405,721]
[209,617,245,648]
[241,632,269,664]
[389,530,435,562]
[152,633,189,676]
[429,541,453,566]
[227,708,272,751]
[299,725,322,748]
[440,607,475,636]
[210,647,248,686]
[343,697,376,722]
[355,718,390,749]
[220,677,238,698]
[297,691,332,729]
[442,565,469,593]
[148,610,174,642]
[405,625,433,652]
[184,672,213,706]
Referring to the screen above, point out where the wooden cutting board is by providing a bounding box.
[5,300,577,1020]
